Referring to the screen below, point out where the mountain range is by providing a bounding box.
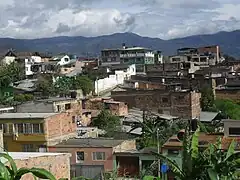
[0,30,240,58]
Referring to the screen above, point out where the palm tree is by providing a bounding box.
[154,125,240,180]
[129,111,186,148]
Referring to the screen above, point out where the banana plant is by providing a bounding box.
[0,152,56,180]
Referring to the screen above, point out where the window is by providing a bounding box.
[32,124,44,133]
[25,123,32,134]
[64,58,69,62]
[162,97,168,103]
[22,144,34,152]
[92,152,106,161]
[65,103,71,110]
[57,105,61,112]
[76,151,84,162]
[0,124,9,133]
[72,116,76,123]
[15,123,43,134]
[229,127,240,136]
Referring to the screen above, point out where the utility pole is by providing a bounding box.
[157,128,160,178]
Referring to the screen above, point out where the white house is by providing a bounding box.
[1,51,16,64]
[50,55,70,66]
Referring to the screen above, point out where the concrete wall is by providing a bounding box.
[8,153,71,180]
[16,102,54,113]
[95,64,136,94]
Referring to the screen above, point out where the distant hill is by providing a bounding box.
[1,30,240,58]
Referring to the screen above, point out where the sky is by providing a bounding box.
[1,0,240,39]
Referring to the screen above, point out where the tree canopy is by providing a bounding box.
[91,110,121,137]
[215,99,240,120]
[0,62,24,87]
[200,87,215,111]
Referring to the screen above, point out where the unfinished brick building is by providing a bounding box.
[111,89,201,120]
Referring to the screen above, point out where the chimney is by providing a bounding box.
[122,43,126,49]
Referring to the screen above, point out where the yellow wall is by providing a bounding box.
[4,136,46,152]
[0,119,47,152]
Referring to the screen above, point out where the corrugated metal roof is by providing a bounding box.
[200,111,219,122]
[52,138,125,148]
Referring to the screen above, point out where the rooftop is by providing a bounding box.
[0,152,70,163]
[52,138,125,148]
[0,113,58,119]
[37,97,75,103]
[102,47,150,51]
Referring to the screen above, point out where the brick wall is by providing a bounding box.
[46,113,77,146]
[216,89,240,102]
[8,153,71,180]
[111,90,201,119]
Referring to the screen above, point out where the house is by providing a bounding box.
[113,147,157,178]
[161,131,223,180]
[49,54,74,66]
[30,61,58,75]
[48,138,136,179]
[0,112,77,152]
[16,97,81,113]
[3,152,71,180]
[111,88,201,120]
[84,97,128,117]
[1,50,17,64]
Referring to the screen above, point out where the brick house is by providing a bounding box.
[111,89,201,120]
[84,98,128,117]
[48,138,136,178]
[3,152,71,180]
[0,112,76,152]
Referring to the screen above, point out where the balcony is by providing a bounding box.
[13,133,46,142]
[120,53,145,58]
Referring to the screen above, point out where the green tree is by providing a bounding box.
[73,75,93,96]
[36,74,56,97]
[0,62,24,87]
[215,99,240,120]
[54,76,73,96]
[91,110,121,137]
[200,87,215,111]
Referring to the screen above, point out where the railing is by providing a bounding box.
[120,53,145,58]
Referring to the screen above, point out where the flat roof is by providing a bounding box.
[37,97,75,103]
[0,113,58,119]
[52,138,126,148]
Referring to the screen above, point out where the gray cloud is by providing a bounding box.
[0,0,240,39]
[55,23,71,34]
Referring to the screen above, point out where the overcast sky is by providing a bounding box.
[0,0,240,39]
